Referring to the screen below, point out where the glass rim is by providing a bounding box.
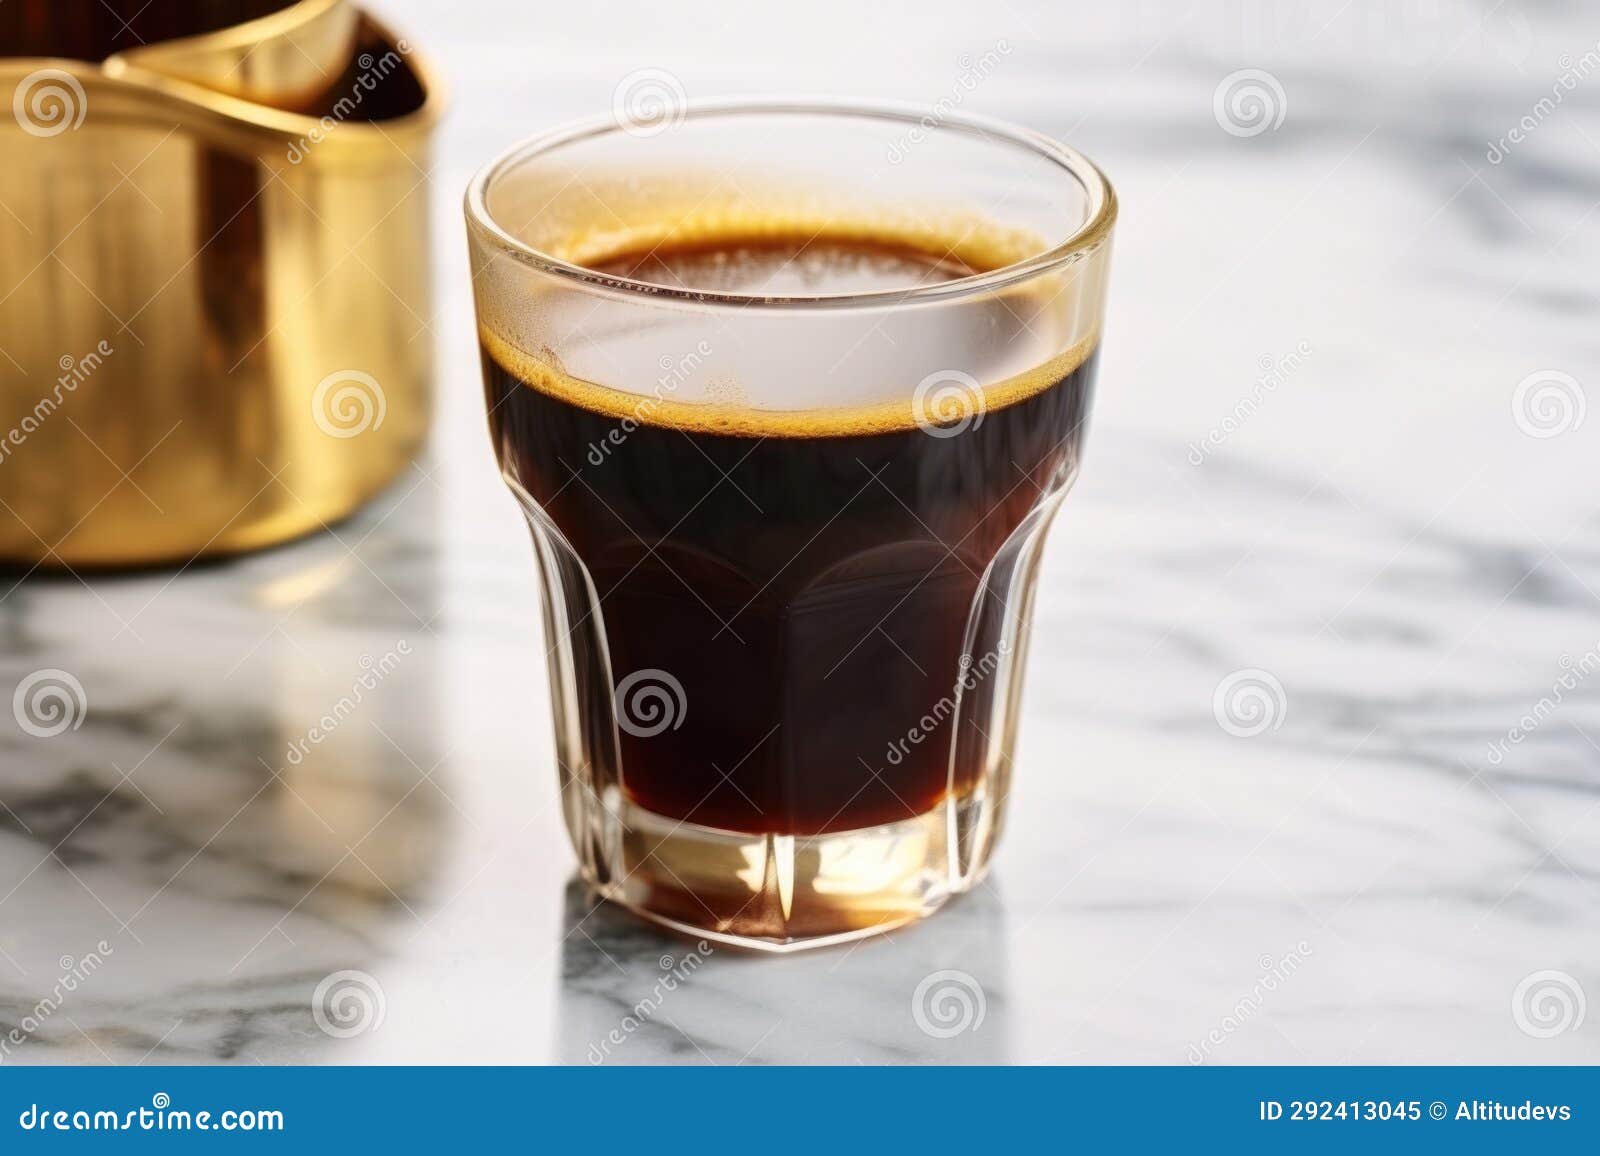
[463,96,1117,311]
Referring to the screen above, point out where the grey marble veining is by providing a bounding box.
[2,0,1598,1064]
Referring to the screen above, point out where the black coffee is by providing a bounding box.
[482,233,1096,836]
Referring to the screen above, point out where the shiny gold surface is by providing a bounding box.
[0,7,439,568]
[112,0,359,110]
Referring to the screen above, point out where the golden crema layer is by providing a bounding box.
[481,218,1097,438]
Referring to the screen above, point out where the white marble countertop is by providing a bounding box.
[2,0,1598,1064]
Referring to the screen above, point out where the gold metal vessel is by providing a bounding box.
[0,1,440,568]
[111,0,361,109]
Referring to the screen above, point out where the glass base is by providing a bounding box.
[574,786,994,953]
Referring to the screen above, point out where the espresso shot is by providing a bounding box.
[484,234,1096,835]
[467,103,1115,947]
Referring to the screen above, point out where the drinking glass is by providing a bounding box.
[465,100,1115,951]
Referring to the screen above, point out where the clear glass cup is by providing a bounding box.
[465,100,1115,951]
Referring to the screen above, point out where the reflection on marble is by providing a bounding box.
[3,0,1599,1064]
[558,878,1011,1064]
[0,473,454,1064]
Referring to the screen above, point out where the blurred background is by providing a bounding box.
[0,0,1596,1063]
